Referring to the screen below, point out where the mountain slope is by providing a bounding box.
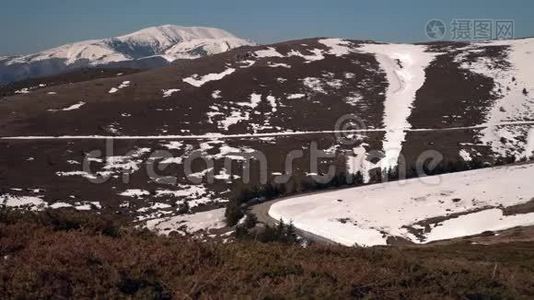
[0,25,253,83]
[1,37,534,241]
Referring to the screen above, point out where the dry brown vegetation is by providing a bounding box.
[1,208,534,299]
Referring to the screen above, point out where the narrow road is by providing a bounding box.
[2,120,534,140]
[248,196,338,245]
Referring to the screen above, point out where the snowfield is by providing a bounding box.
[146,208,226,235]
[465,39,534,159]
[269,163,534,247]
[359,44,437,170]
[0,194,46,210]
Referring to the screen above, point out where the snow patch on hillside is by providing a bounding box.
[48,101,86,112]
[183,68,235,87]
[14,88,30,94]
[462,39,534,158]
[269,163,534,246]
[425,208,534,242]
[268,62,291,68]
[108,81,131,94]
[146,208,226,235]
[120,189,150,198]
[287,93,306,100]
[254,39,353,64]
[236,93,262,109]
[359,44,437,170]
[318,38,353,56]
[255,47,284,58]
[288,49,325,63]
[459,149,473,161]
[0,194,47,210]
[162,88,180,98]
[302,77,326,94]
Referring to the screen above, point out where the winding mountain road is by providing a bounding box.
[2,120,534,140]
[248,195,338,245]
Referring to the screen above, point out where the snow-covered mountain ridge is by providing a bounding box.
[0,25,254,83]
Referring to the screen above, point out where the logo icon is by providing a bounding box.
[425,19,446,40]
[496,20,514,40]
[334,114,367,145]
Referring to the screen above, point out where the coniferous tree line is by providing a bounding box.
[234,215,299,244]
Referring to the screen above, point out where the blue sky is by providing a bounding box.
[1,0,533,55]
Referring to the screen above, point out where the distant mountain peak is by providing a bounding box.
[0,25,254,84]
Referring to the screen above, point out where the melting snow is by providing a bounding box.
[288,49,325,63]
[0,194,47,210]
[183,68,235,87]
[266,95,278,112]
[302,77,326,93]
[162,88,180,98]
[318,38,353,56]
[238,60,256,68]
[212,90,222,99]
[255,47,284,58]
[48,101,86,112]
[459,149,473,161]
[462,39,534,158]
[108,81,131,94]
[287,93,305,100]
[120,189,150,198]
[270,163,534,246]
[161,141,183,150]
[14,88,30,94]
[118,81,130,89]
[345,93,363,106]
[236,93,262,109]
[219,110,250,131]
[424,208,534,242]
[359,43,437,170]
[146,208,226,235]
[523,127,534,158]
[50,202,73,209]
[268,62,291,68]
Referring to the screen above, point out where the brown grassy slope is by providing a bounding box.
[0,68,141,98]
[1,209,534,299]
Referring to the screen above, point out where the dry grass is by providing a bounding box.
[1,208,534,299]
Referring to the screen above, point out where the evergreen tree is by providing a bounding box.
[353,171,364,186]
[178,201,190,214]
[244,213,257,229]
[285,221,298,243]
[276,219,285,239]
[224,200,244,226]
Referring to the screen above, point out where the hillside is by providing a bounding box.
[1,209,534,299]
[270,163,534,246]
[0,67,141,97]
[1,37,533,242]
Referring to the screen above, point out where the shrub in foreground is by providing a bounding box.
[1,208,534,298]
